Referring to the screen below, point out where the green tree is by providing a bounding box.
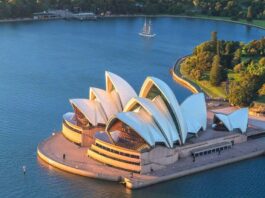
[214,2,222,15]
[247,6,253,21]
[232,48,241,66]
[216,40,220,56]
[181,56,196,75]
[210,55,222,86]
[247,61,265,76]
[228,74,261,106]
[196,51,214,70]
[233,63,243,72]
[258,84,265,96]
[259,57,265,66]
[191,69,202,80]
[193,0,199,7]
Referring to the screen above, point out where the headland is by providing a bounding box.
[37,70,265,189]
[37,109,265,189]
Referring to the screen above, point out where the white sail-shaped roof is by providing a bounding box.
[107,111,169,147]
[215,114,231,130]
[63,112,77,125]
[105,71,137,108]
[124,97,180,148]
[69,99,107,126]
[89,87,122,119]
[64,71,210,148]
[214,108,248,133]
[139,76,188,143]
[180,93,207,134]
[152,95,178,132]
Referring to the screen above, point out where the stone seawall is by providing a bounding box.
[38,132,265,190]
[171,70,199,94]
[171,56,202,94]
[125,149,265,189]
[37,134,122,182]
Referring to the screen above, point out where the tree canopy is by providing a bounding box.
[0,0,264,20]
[210,55,222,86]
[181,32,265,106]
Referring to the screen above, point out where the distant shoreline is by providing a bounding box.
[103,14,265,30]
[0,14,264,30]
[0,17,59,23]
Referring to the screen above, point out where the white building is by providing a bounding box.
[60,71,248,173]
[213,108,249,133]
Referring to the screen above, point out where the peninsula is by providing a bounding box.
[37,71,265,189]
[178,32,265,115]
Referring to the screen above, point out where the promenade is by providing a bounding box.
[38,132,130,181]
[38,112,265,189]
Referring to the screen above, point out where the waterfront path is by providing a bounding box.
[38,133,135,181]
[38,127,265,189]
[172,56,205,95]
[126,135,265,189]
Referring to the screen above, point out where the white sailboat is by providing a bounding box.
[139,18,156,38]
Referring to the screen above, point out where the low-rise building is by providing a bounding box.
[72,12,97,20]
[33,11,59,20]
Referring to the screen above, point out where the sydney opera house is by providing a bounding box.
[61,71,248,173]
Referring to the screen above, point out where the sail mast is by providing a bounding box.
[148,19,151,34]
[143,17,147,33]
[139,17,156,37]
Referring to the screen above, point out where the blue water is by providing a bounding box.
[0,17,264,198]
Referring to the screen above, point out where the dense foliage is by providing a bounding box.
[181,33,265,106]
[0,0,265,20]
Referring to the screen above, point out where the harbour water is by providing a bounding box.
[0,17,264,197]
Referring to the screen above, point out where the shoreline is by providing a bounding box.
[171,55,265,117]
[103,14,265,30]
[38,130,265,190]
[0,17,60,23]
[0,14,264,30]
[171,55,203,95]
[126,149,265,189]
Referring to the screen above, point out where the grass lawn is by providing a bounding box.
[180,65,227,98]
[241,19,265,29]
[227,70,241,82]
[194,15,265,29]
[182,69,244,99]
[194,80,227,99]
